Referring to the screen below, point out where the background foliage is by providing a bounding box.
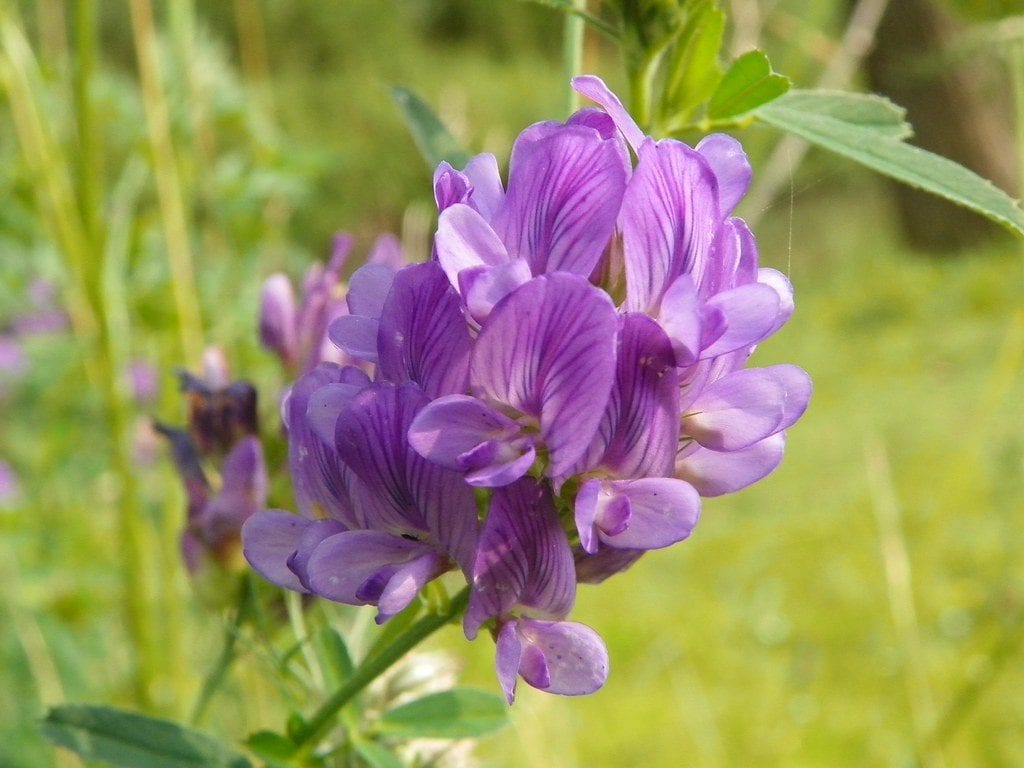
[1,1,1023,766]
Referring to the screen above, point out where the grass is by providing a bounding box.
[1,2,1023,767]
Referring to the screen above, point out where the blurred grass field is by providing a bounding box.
[1,2,1023,766]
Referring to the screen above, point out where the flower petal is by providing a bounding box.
[683,367,788,451]
[572,75,645,152]
[259,273,297,365]
[676,433,786,496]
[242,510,312,592]
[377,261,472,398]
[699,281,781,359]
[695,134,751,217]
[458,260,533,323]
[592,478,700,550]
[434,204,511,291]
[328,314,379,362]
[514,618,609,697]
[346,263,395,318]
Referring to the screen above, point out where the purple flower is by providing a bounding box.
[179,349,259,457]
[0,459,20,509]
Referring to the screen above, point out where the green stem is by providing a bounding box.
[1010,41,1024,216]
[73,0,102,255]
[290,587,470,756]
[563,0,586,116]
[190,574,253,725]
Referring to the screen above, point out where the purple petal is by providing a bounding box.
[676,433,786,496]
[377,549,443,623]
[658,275,703,367]
[242,510,313,592]
[306,369,372,447]
[495,124,627,277]
[464,478,576,639]
[495,620,523,704]
[328,314,379,362]
[346,263,395,318]
[462,153,505,220]
[683,368,788,451]
[367,233,406,269]
[695,134,751,216]
[574,546,645,584]
[287,518,348,590]
[377,261,472,398]
[700,218,759,298]
[471,274,619,478]
[259,273,297,365]
[434,162,472,211]
[699,282,781,359]
[621,140,720,313]
[200,437,268,543]
[771,364,812,430]
[758,267,795,334]
[306,530,435,613]
[435,204,511,290]
[514,618,609,697]
[572,75,645,151]
[458,260,533,323]
[587,478,701,551]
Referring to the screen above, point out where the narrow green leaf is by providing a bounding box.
[377,689,509,740]
[41,705,252,768]
[390,86,470,171]
[662,0,725,119]
[707,50,790,120]
[762,90,912,139]
[755,89,1024,236]
[313,625,354,690]
[244,731,296,764]
[352,738,405,768]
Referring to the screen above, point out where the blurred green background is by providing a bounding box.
[1,1,1023,766]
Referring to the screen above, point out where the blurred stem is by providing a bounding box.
[563,0,585,115]
[233,0,275,119]
[73,0,102,254]
[1010,41,1024,210]
[129,0,204,367]
[190,574,253,725]
[290,587,470,758]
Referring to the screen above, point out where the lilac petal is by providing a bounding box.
[377,549,443,623]
[584,313,680,478]
[695,134,752,216]
[574,546,644,584]
[676,433,786,496]
[459,260,533,323]
[434,162,472,211]
[658,275,703,368]
[201,437,268,541]
[464,478,576,639]
[699,282,781,359]
[621,139,720,313]
[462,153,505,221]
[346,263,395,318]
[495,125,627,278]
[367,233,406,269]
[572,75,645,151]
[758,268,795,334]
[259,273,297,364]
[515,618,609,697]
[495,620,523,704]
[306,370,372,447]
[701,218,759,298]
[408,394,521,467]
[242,510,313,592]
[471,274,619,478]
[574,479,601,554]
[593,478,700,550]
[435,204,511,291]
[328,314,379,362]
[287,518,347,590]
[683,368,788,451]
[377,261,472,398]
[306,530,433,611]
[771,364,812,430]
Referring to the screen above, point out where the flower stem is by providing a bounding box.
[563,0,586,116]
[289,586,470,755]
[190,573,253,725]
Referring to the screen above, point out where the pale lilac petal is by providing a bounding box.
[306,530,432,609]
[495,620,523,704]
[377,261,472,397]
[259,273,297,364]
[465,478,575,639]
[574,546,644,584]
[622,140,720,313]
[683,368,788,451]
[699,282,781,359]
[758,267,795,334]
[434,162,472,211]
[306,370,372,447]
[346,263,395,318]
[658,275,703,368]
[590,478,700,550]
[408,395,522,470]
[572,75,645,151]
[771,364,812,430]
[377,549,443,622]
[471,274,619,478]
[495,125,627,277]
[462,153,505,220]
[459,260,532,323]
[201,437,267,539]
[287,518,347,590]
[701,218,758,298]
[435,204,511,290]
[242,510,312,592]
[367,233,406,269]
[573,479,601,554]
[676,433,786,496]
[695,134,751,216]
[515,618,609,697]
[328,314,379,362]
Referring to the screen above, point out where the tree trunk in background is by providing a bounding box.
[862,0,1018,252]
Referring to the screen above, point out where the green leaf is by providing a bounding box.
[707,50,790,120]
[662,0,725,120]
[761,89,912,140]
[352,738,404,768]
[313,625,354,690]
[390,86,470,172]
[754,89,1024,237]
[376,689,509,740]
[41,705,252,768]
[244,731,296,764]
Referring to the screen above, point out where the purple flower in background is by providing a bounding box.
[180,348,259,457]
[242,74,811,703]
[0,459,20,509]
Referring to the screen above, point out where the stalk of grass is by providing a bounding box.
[0,8,160,710]
[563,0,586,116]
[128,0,205,368]
[864,436,945,768]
